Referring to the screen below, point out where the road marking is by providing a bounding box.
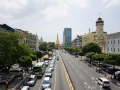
[54,62,57,90]
[79,74,83,79]
[90,75,92,77]
[84,70,88,73]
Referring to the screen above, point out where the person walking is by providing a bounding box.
[6,79,9,88]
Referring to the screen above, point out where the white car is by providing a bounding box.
[44,88,52,90]
[45,69,52,78]
[42,77,51,90]
[21,86,30,90]
[96,77,110,88]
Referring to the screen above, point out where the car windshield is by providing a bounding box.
[49,66,53,68]
[46,70,51,73]
[28,78,34,81]
[43,80,50,84]
[104,82,109,84]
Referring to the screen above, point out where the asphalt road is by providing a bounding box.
[30,50,69,90]
[59,50,120,90]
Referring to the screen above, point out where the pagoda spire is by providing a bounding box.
[55,34,60,49]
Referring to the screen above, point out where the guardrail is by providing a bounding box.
[12,71,32,90]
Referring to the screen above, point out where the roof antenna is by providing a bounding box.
[99,13,101,18]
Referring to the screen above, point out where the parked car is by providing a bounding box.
[42,77,51,90]
[96,77,110,88]
[26,75,37,86]
[45,69,52,78]
[106,67,119,74]
[21,86,30,90]
[96,68,102,73]
[9,68,23,77]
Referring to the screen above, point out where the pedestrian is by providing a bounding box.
[19,71,23,79]
[6,79,8,88]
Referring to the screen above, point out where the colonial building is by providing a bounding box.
[106,32,120,54]
[82,17,107,53]
[15,29,37,51]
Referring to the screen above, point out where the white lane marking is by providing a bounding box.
[84,70,88,73]
[79,74,83,79]
[90,75,92,77]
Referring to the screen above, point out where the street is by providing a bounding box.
[59,50,120,90]
[30,50,69,90]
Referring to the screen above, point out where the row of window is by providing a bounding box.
[108,48,120,52]
[108,40,119,44]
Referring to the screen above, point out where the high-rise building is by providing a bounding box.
[63,28,72,46]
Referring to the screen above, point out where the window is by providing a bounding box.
[108,41,109,44]
[108,47,109,51]
[114,40,115,44]
[118,40,119,44]
[111,48,112,51]
[118,48,119,52]
[114,48,115,52]
[111,40,112,44]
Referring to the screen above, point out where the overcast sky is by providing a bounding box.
[0,0,120,43]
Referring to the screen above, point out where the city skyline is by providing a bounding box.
[0,0,120,43]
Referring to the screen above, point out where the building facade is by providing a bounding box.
[106,32,120,54]
[82,17,107,53]
[15,29,37,51]
[82,29,96,46]
[72,35,82,49]
[63,28,72,46]
[36,35,43,51]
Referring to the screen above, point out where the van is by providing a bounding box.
[9,68,23,77]
[96,77,110,88]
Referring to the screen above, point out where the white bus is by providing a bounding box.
[33,62,46,77]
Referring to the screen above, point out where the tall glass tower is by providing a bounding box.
[63,28,72,46]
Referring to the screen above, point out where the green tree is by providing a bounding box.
[19,56,32,75]
[82,42,101,55]
[79,51,84,60]
[39,42,47,51]
[0,32,22,71]
[86,52,95,65]
[35,51,43,62]
[48,42,55,49]
[47,47,52,51]
[92,54,105,68]
[104,54,119,79]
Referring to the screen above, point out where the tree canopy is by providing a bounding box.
[82,42,101,54]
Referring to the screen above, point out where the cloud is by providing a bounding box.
[102,0,120,8]
[0,0,28,10]
[43,3,68,21]
[67,0,90,8]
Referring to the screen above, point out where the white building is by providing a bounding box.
[106,32,120,54]
[36,34,43,51]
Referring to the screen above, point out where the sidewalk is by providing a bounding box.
[0,59,41,90]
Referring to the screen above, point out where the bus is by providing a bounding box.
[43,54,49,61]
[33,62,46,77]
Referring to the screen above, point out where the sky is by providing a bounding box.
[0,0,120,43]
